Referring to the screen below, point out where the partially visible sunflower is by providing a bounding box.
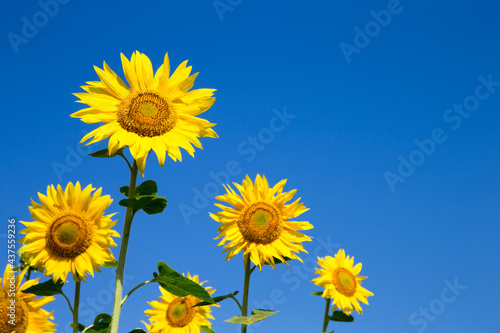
[144,273,217,333]
[210,174,313,269]
[18,182,120,282]
[71,51,218,176]
[312,249,373,315]
[0,265,56,333]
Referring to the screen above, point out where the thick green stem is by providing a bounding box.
[241,254,252,333]
[73,281,81,333]
[109,161,138,333]
[322,297,331,333]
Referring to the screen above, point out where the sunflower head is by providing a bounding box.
[0,265,56,333]
[210,174,313,269]
[18,182,120,282]
[312,249,374,315]
[144,273,218,332]
[71,51,218,176]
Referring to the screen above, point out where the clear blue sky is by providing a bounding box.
[2,1,499,332]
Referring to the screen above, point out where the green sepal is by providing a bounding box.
[70,323,85,332]
[103,260,118,268]
[119,180,167,215]
[193,291,239,307]
[22,279,64,296]
[83,313,112,333]
[310,291,323,296]
[200,326,216,333]
[329,310,354,322]
[152,262,215,305]
[224,309,278,325]
[89,147,125,158]
[128,330,147,333]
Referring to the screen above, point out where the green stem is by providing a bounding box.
[61,292,74,313]
[120,280,154,308]
[241,254,252,333]
[322,297,331,333]
[109,160,138,333]
[229,294,243,312]
[73,281,81,333]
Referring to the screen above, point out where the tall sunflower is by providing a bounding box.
[71,51,218,176]
[210,174,313,269]
[144,273,217,333]
[18,182,120,282]
[312,249,373,315]
[0,265,56,333]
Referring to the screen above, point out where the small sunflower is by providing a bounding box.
[0,265,56,333]
[71,51,218,176]
[18,182,120,282]
[144,273,217,333]
[210,174,313,269]
[312,249,374,315]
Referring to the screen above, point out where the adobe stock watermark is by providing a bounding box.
[339,0,410,64]
[242,235,340,333]
[51,130,104,182]
[385,74,499,192]
[212,0,243,22]
[178,106,297,224]
[400,278,466,333]
[62,272,136,332]
[7,0,71,54]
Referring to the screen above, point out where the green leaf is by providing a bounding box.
[121,180,158,197]
[119,196,167,215]
[119,180,166,215]
[225,309,278,325]
[22,279,64,296]
[329,310,354,322]
[103,260,118,268]
[70,323,85,332]
[200,326,216,333]
[152,262,215,305]
[194,291,239,307]
[89,147,125,158]
[83,313,111,333]
[141,197,168,214]
[311,291,323,296]
[128,330,147,333]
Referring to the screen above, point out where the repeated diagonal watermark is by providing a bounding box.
[384,74,499,192]
[7,0,71,54]
[178,106,297,224]
[232,235,340,333]
[62,272,136,332]
[339,0,413,64]
[212,0,243,22]
[400,277,466,333]
[51,130,105,183]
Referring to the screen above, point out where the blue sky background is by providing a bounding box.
[1,0,500,332]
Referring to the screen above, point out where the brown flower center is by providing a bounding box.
[237,202,283,244]
[166,297,195,327]
[46,213,93,258]
[332,267,357,297]
[117,90,177,137]
[0,296,29,333]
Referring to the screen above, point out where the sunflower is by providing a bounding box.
[0,265,56,333]
[144,273,217,333]
[71,51,218,176]
[312,249,374,315]
[210,174,313,269]
[18,182,120,282]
